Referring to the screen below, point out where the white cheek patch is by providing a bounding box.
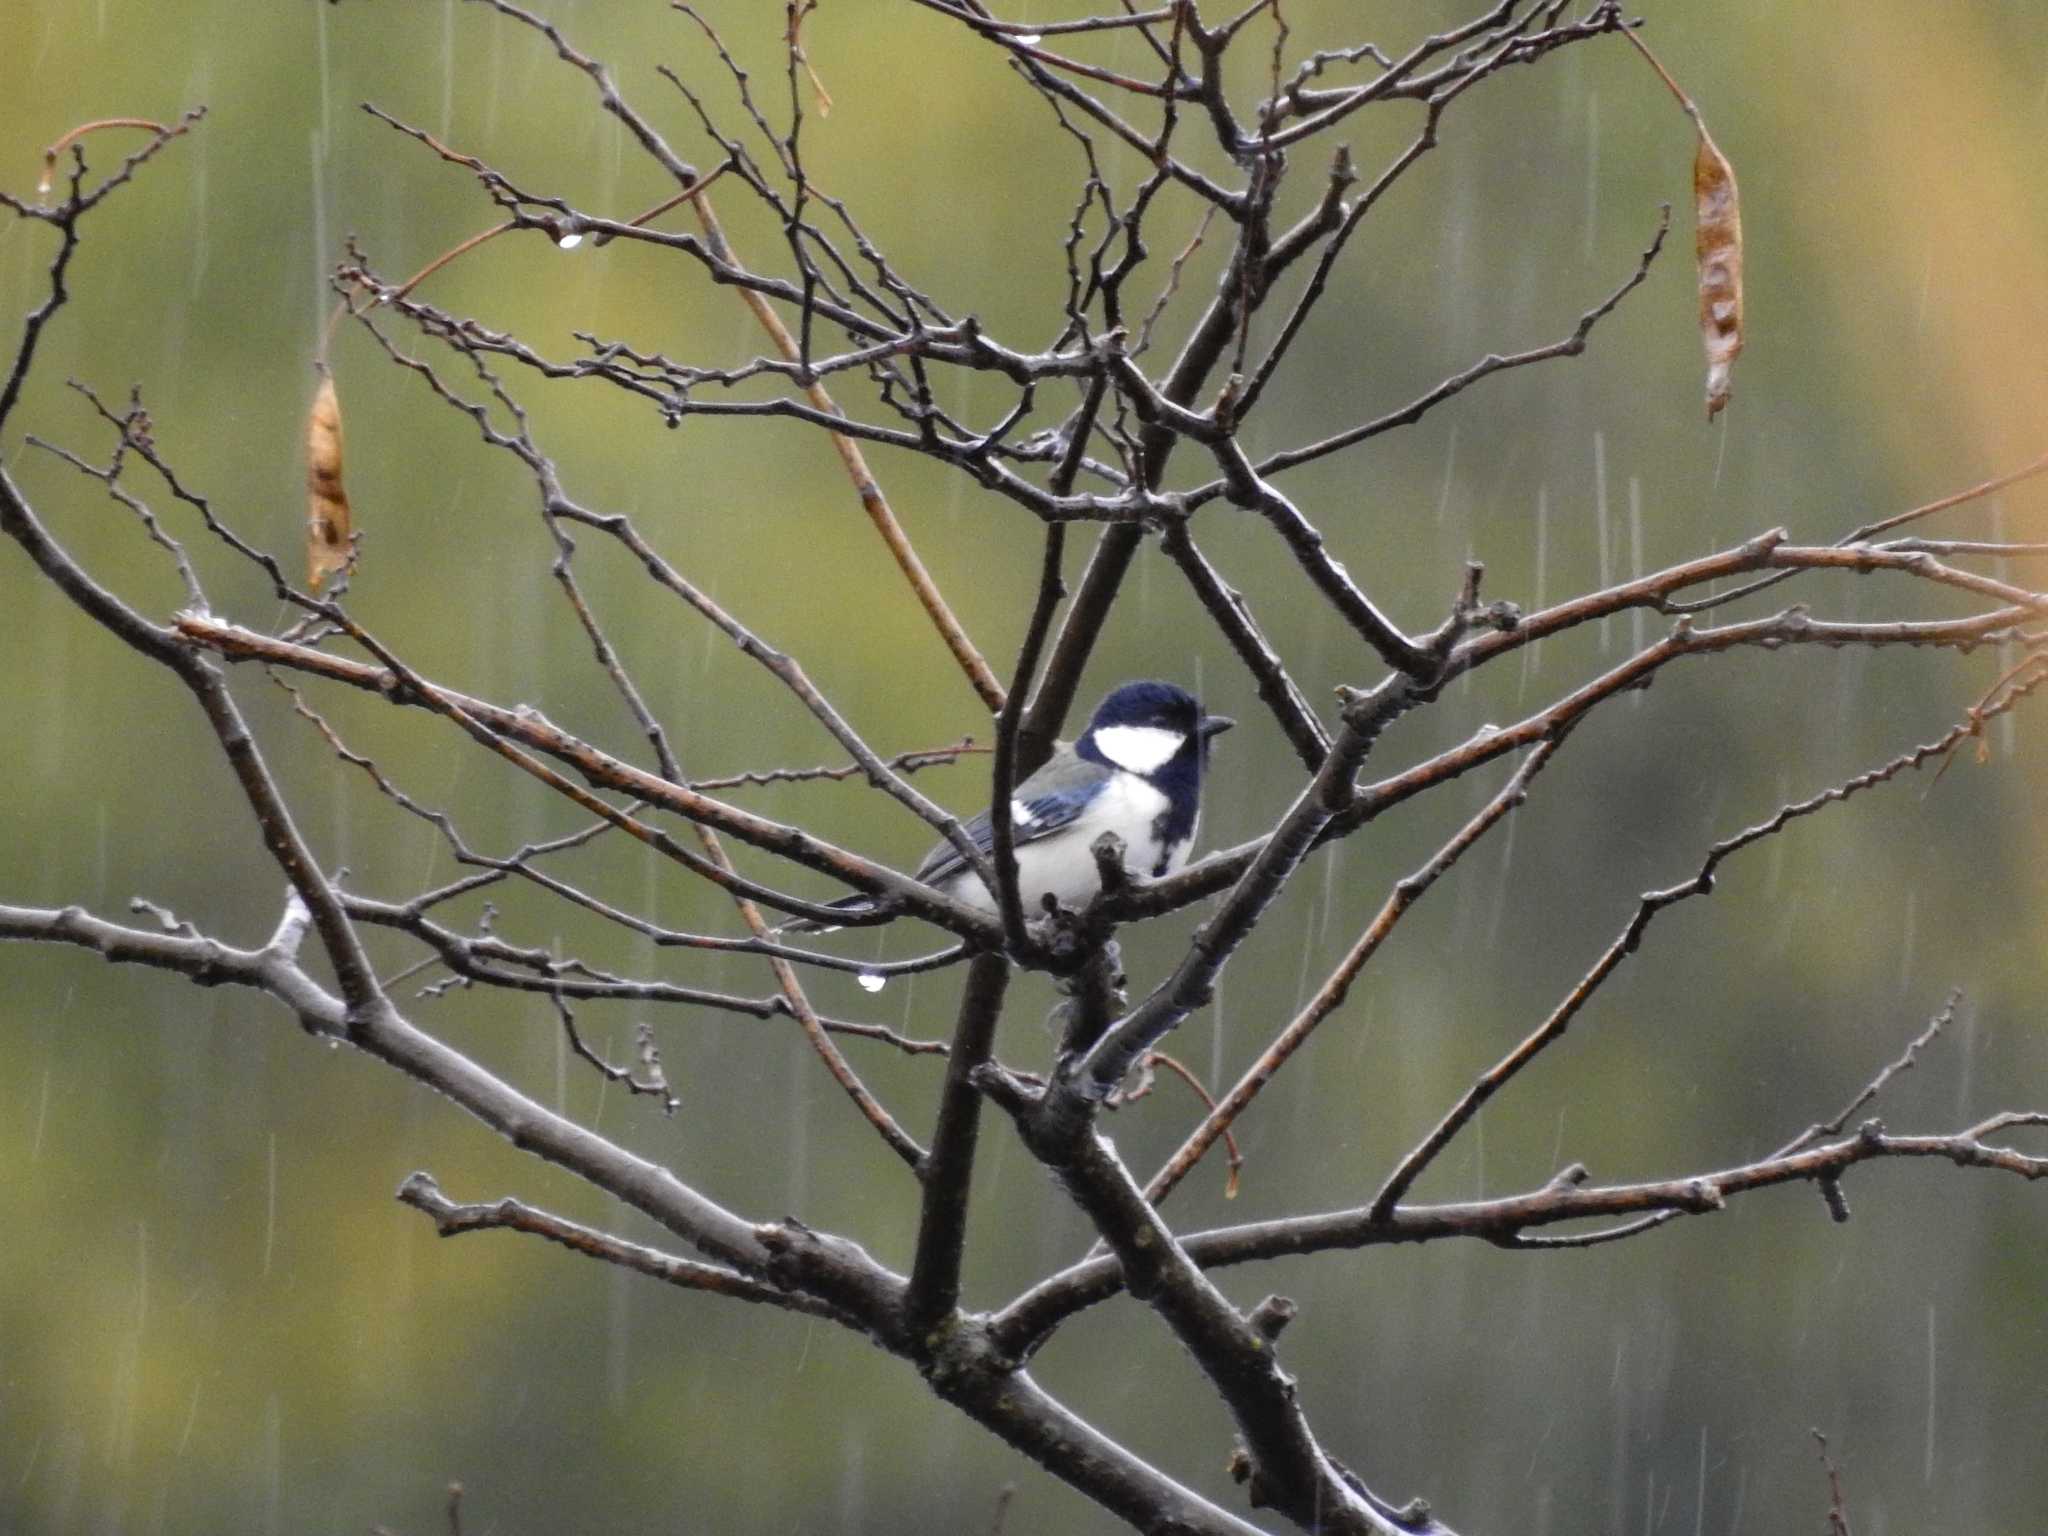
[1092,724,1185,774]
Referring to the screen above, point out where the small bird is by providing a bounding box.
[787,680,1233,931]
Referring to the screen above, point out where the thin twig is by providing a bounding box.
[1370,672,2047,1220]
[1146,737,1564,1208]
[1667,447,2048,617]
[396,1173,847,1320]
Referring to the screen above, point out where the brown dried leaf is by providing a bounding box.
[305,375,353,590]
[1618,25,1747,422]
[1694,127,1744,421]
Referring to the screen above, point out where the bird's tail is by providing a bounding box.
[777,894,880,935]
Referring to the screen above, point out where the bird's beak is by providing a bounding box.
[1198,715,1235,739]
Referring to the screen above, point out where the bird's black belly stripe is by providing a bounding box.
[1151,809,1176,877]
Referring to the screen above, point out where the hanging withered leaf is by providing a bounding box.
[304,374,353,590]
[1693,127,1744,421]
[1618,25,1747,422]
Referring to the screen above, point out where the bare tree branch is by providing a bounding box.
[978,1065,1460,1536]
[1370,674,2045,1221]
[991,1106,2048,1351]
[1144,735,1566,1209]
[172,614,1006,939]
[397,1173,847,1319]
[7,12,2045,1533]
[906,953,1013,1337]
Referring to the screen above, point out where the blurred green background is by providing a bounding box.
[4,3,2046,1533]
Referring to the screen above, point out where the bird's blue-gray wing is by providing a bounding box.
[912,778,1102,888]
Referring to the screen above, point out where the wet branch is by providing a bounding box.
[1223,203,1670,489]
[905,953,1013,1338]
[1144,735,1566,1210]
[173,613,1006,942]
[8,10,2048,1536]
[1115,547,2045,923]
[989,1103,2048,1352]
[397,1173,849,1320]
[1370,674,2047,1221]
[977,1064,1462,1536]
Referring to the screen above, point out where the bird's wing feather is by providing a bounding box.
[913,780,1101,888]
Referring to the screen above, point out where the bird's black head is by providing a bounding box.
[1091,679,1201,734]
[1079,680,1234,778]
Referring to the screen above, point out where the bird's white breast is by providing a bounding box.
[951,771,1181,914]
